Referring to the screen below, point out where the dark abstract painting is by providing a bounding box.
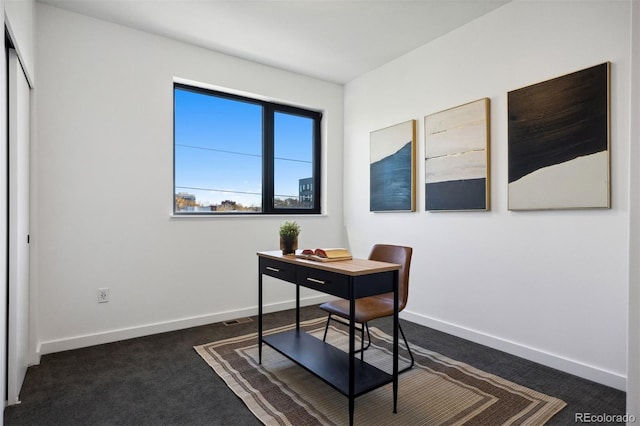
[508,62,610,210]
[425,98,490,211]
[370,120,416,212]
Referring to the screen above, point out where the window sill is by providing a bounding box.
[169,212,328,220]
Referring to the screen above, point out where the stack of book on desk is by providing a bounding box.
[294,248,352,262]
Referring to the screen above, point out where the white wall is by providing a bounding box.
[34,4,344,354]
[627,0,640,417]
[0,0,7,418]
[344,0,631,390]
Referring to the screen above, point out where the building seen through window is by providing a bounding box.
[175,177,314,212]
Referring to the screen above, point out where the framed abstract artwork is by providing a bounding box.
[370,120,416,212]
[424,98,490,211]
[508,62,610,210]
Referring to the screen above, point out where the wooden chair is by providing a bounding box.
[319,244,414,371]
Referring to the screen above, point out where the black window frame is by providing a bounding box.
[173,83,322,215]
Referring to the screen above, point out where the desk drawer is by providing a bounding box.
[297,268,349,298]
[259,258,296,282]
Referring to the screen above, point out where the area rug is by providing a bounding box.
[195,318,566,425]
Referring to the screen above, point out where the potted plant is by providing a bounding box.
[279,220,300,255]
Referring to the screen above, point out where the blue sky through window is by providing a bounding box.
[275,111,313,200]
[174,88,314,210]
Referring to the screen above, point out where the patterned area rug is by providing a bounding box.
[195,318,566,425]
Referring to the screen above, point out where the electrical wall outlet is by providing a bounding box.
[98,288,110,303]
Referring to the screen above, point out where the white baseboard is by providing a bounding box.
[37,300,624,391]
[401,310,626,391]
[36,294,334,358]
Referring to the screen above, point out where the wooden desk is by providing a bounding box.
[257,250,401,425]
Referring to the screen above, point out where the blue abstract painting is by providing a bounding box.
[370,120,416,212]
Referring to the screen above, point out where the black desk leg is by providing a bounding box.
[258,272,263,364]
[393,269,399,413]
[349,296,355,426]
[296,284,300,330]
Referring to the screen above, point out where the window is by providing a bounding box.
[174,83,321,214]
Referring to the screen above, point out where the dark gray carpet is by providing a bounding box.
[4,305,625,425]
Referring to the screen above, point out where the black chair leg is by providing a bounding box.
[363,322,372,351]
[360,323,365,360]
[398,322,415,373]
[322,315,372,361]
[323,316,412,371]
[322,313,332,342]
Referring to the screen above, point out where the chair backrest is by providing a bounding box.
[368,244,412,311]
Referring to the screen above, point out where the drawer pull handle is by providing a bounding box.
[266,267,280,272]
[307,277,326,285]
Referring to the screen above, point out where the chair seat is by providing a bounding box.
[319,293,397,324]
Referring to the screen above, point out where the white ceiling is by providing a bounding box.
[37,0,510,84]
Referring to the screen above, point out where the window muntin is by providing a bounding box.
[173,83,321,214]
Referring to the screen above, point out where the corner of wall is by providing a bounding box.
[627,0,640,418]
